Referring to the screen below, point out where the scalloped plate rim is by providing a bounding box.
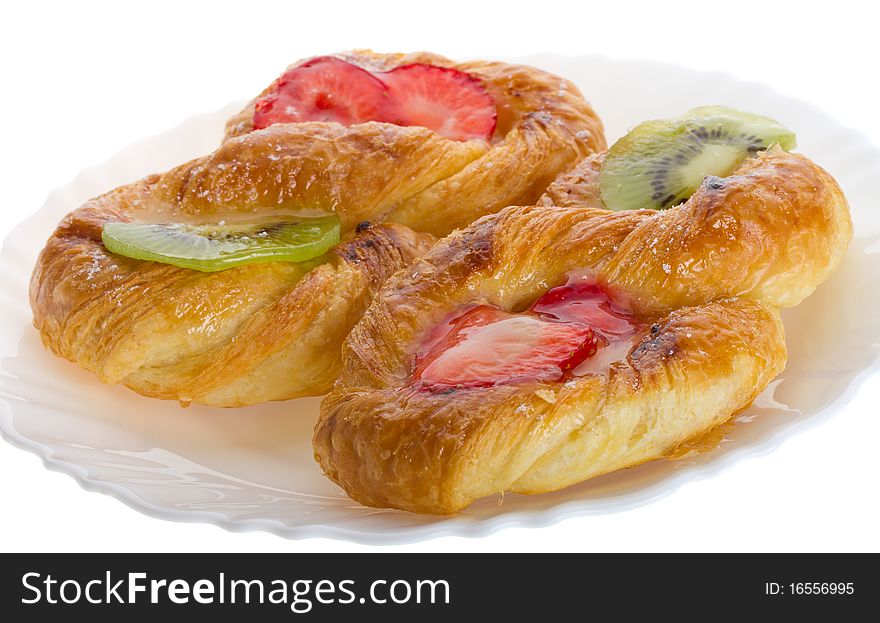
[2,53,879,544]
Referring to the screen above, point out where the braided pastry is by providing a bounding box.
[30,51,606,407]
[314,146,851,514]
[28,123,460,406]
[224,50,606,235]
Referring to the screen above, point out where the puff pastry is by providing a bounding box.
[225,50,606,235]
[29,126,440,406]
[31,51,607,406]
[315,148,852,513]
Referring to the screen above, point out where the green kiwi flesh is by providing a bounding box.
[599,106,796,211]
[102,215,340,272]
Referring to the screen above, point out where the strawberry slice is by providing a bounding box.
[252,56,389,130]
[251,57,497,142]
[380,63,497,142]
[532,281,637,337]
[414,305,597,390]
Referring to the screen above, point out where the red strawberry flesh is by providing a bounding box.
[414,306,597,389]
[533,281,637,338]
[252,56,389,130]
[412,278,639,390]
[252,57,497,141]
[381,63,497,141]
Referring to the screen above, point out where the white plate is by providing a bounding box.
[2,55,879,544]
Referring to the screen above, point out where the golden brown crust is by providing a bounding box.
[606,152,851,311]
[148,122,487,233]
[317,298,785,513]
[29,125,439,406]
[536,148,852,313]
[225,50,607,235]
[315,148,851,513]
[537,152,605,209]
[32,49,606,406]
[31,215,434,406]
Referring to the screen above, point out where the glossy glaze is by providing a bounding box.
[413,274,639,390]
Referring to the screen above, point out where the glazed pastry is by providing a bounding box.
[30,125,437,406]
[30,51,605,406]
[315,108,852,514]
[224,50,606,235]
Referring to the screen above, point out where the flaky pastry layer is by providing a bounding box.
[225,50,606,235]
[315,149,851,513]
[31,51,609,406]
[30,151,435,406]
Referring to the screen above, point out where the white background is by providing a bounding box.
[2,0,879,552]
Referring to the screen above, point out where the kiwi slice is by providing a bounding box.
[599,106,796,211]
[101,215,340,272]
